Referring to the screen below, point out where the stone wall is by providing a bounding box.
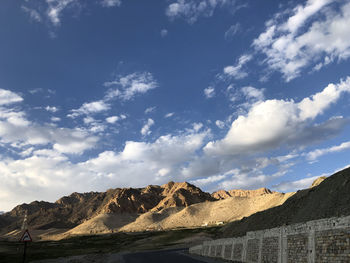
[189,215,350,263]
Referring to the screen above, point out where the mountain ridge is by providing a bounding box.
[1,174,337,241]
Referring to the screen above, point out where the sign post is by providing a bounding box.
[20,229,32,263]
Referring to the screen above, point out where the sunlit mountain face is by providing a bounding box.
[0,0,350,211]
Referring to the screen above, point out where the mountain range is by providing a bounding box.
[1,167,349,241]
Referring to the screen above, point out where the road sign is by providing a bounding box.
[20,229,32,242]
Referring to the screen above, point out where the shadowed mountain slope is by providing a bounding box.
[222,166,350,237]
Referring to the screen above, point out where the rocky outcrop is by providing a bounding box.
[310,176,327,187]
[151,182,215,211]
[212,187,275,200]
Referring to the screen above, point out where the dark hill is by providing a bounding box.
[222,166,350,237]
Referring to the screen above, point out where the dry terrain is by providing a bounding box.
[0,181,293,241]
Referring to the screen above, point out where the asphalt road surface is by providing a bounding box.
[123,248,224,263]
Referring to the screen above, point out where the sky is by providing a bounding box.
[1,0,350,211]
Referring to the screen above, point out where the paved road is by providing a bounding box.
[123,248,224,263]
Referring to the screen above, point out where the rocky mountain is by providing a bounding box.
[0,181,214,237]
[2,169,341,241]
[212,187,275,200]
[222,167,350,237]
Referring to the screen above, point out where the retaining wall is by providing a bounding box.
[189,215,350,262]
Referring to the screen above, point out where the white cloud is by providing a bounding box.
[272,175,321,192]
[166,0,240,24]
[0,89,99,155]
[161,29,168,37]
[165,112,175,118]
[45,106,59,113]
[306,141,350,161]
[21,0,122,28]
[21,6,42,22]
[52,130,98,154]
[205,77,350,156]
[101,0,121,8]
[0,89,23,105]
[204,86,215,98]
[145,106,156,114]
[68,100,110,118]
[224,23,240,40]
[192,122,203,132]
[223,54,252,79]
[46,0,77,26]
[106,116,119,124]
[254,0,350,81]
[218,170,285,190]
[241,86,264,101]
[215,120,225,129]
[141,118,155,136]
[0,118,98,155]
[190,174,226,188]
[51,117,61,122]
[105,72,158,101]
[0,129,209,210]
[106,115,126,124]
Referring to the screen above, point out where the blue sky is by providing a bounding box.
[1,0,350,211]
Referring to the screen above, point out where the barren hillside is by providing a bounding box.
[222,167,350,237]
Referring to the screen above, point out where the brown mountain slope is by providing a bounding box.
[0,181,213,238]
[119,191,292,232]
[212,187,275,200]
[58,188,291,237]
[222,166,350,237]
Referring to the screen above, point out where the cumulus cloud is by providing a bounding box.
[166,0,240,23]
[205,77,350,156]
[68,100,110,118]
[105,115,125,124]
[0,89,23,105]
[254,0,350,81]
[204,86,215,98]
[0,119,98,154]
[141,118,155,136]
[306,140,350,161]
[215,120,225,129]
[0,130,209,211]
[1,76,350,210]
[223,54,252,79]
[0,89,98,156]
[241,86,264,101]
[105,72,158,101]
[106,116,119,124]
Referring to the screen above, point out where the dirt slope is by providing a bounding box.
[222,166,350,237]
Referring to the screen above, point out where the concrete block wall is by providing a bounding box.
[189,215,350,262]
